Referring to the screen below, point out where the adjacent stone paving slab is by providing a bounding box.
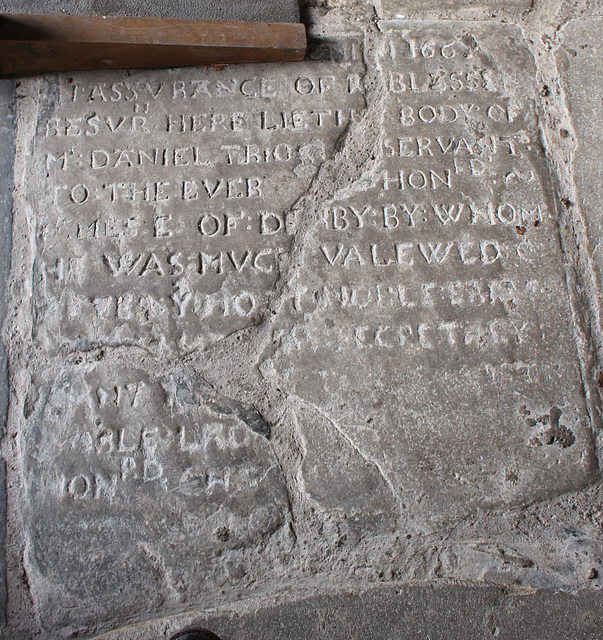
[0,78,14,629]
[93,583,603,640]
[557,20,603,334]
[4,6,603,638]
[0,0,301,23]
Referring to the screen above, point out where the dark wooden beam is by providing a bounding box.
[0,14,307,75]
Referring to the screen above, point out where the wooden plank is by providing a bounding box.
[0,14,307,74]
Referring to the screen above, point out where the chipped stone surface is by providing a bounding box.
[2,2,603,639]
[31,46,364,355]
[0,79,13,630]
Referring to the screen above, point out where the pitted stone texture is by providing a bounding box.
[0,0,300,23]
[0,80,12,442]
[558,20,603,326]
[293,399,397,521]
[21,366,289,632]
[0,81,12,316]
[263,22,596,523]
[30,43,364,356]
[558,2,603,21]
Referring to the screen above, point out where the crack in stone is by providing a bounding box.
[294,397,402,509]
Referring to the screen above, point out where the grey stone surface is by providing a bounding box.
[28,43,364,356]
[0,0,301,23]
[0,78,13,629]
[23,366,289,631]
[2,1,603,639]
[557,20,603,343]
[0,462,4,629]
[0,83,12,319]
[264,20,595,521]
[92,583,603,640]
[378,0,532,18]
[7,26,368,635]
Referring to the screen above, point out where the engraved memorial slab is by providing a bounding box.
[14,28,368,631]
[263,22,596,521]
[32,38,365,355]
[8,14,600,636]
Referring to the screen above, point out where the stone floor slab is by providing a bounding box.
[95,583,603,640]
[0,78,13,629]
[264,20,596,522]
[2,6,603,639]
[0,0,300,24]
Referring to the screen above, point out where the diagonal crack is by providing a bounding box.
[294,397,402,509]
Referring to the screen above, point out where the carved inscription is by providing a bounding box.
[20,32,365,630]
[22,366,289,629]
[264,23,595,518]
[34,37,366,354]
[14,20,598,634]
